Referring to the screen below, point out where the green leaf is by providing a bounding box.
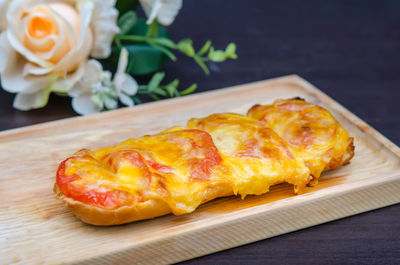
[148,72,165,91]
[207,47,214,59]
[209,50,227,62]
[152,87,168,96]
[137,89,149,94]
[197,40,212,56]
[123,44,169,75]
[118,11,137,35]
[116,19,172,74]
[104,18,172,75]
[177,39,195,56]
[149,42,177,61]
[180,84,197,96]
[116,0,138,15]
[164,79,179,97]
[146,19,159,37]
[225,42,238,59]
[132,96,142,104]
[148,93,161,101]
[154,38,176,49]
[126,18,169,37]
[115,37,122,48]
[193,56,210,75]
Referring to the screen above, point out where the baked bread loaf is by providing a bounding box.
[55,99,354,225]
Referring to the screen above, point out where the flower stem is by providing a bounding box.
[115,35,237,75]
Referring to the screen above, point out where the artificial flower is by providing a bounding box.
[0,0,120,111]
[69,48,138,115]
[139,0,182,26]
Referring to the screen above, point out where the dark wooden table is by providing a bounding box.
[1,1,399,264]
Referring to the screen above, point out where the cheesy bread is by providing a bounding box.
[55,99,354,225]
[247,98,354,185]
[55,129,233,225]
[187,113,310,195]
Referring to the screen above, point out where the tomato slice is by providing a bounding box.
[185,129,222,181]
[145,158,173,174]
[56,157,133,208]
[56,129,224,208]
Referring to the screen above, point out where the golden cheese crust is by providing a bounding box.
[187,113,310,195]
[55,99,354,225]
[247,98,355,185]
[56,129,233,225]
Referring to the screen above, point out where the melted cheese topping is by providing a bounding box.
[57,101,353,214]
[187,113,310,196]
[247,99,354,184]
[57,129,231,214]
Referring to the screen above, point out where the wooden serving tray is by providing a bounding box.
[1,75,400,265]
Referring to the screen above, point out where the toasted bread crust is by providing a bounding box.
[54,182,232,226]
[54,184,170,225]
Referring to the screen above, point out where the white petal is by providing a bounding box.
[90,0,119,58]
[146,0,162,25]
[104,96,118,110]
[13,88,51,111]
[115,48,129,77]
[51,62,86,94]
[115,73,138,96]
[119,92,134,107]
[114,48,138,95]
[79,60,103,87]
[0,0,11,31]
[72,94,101,115]
[139,0,182,26]
[140,0,156,21]
[68,83,84,97]
[156,0,182,26]
[0,31,12,72]
[68,60,103,97]
[0,39,57,94]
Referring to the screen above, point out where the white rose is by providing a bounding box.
[139,0,182,26]
[0,0,119,111]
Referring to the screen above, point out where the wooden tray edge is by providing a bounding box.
[3,75,400,264]
[74,171,400,265]
[69,75,400,265]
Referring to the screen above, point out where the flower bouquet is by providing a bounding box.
[0,0,237,115]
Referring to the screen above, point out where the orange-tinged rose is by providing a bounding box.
[0,0,95,110]
[0,0,120,111]
[1,0,93,76]
[20,2,87,72]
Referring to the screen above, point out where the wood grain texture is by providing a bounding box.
[1,76,400,265]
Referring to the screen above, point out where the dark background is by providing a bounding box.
[1,0,399,264]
